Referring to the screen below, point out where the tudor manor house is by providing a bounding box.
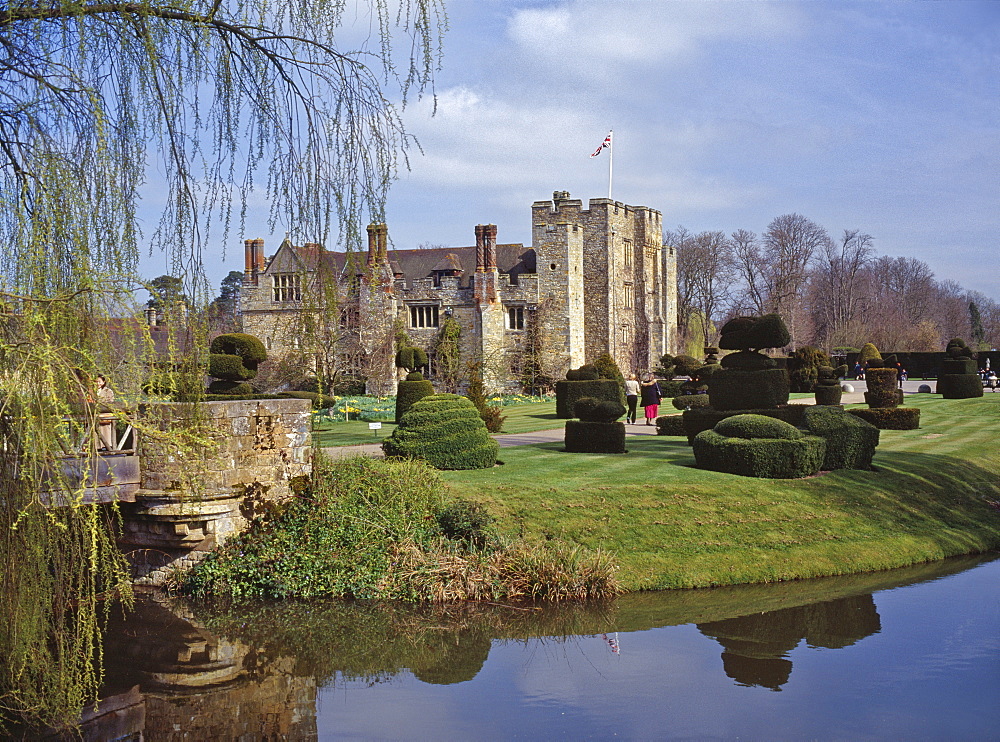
[240,191,679,394]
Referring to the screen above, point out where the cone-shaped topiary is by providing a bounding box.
[857,342,881,369]
[383,394,499,469]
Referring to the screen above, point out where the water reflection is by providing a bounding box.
[66,553,997,740]
[698,594,881,690]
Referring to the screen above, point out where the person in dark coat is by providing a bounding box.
[640,373,662,426]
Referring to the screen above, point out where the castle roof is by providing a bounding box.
[286,243,535,288]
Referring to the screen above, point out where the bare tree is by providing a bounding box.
[810,230,874,350]
[676,231,734,347]
[761,214,830,346]
[728,228,766,316]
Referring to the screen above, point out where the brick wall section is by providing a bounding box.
[119,398,311,586]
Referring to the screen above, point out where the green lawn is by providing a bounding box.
[437,394,1000,591]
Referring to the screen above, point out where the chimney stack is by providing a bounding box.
[484,224,498,270]
[475,224,486,272]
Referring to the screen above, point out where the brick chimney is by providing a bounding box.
[475,224,486,272]
[244,238,265,285]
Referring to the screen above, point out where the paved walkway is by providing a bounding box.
[321,379,935,460]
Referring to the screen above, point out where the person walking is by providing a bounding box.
[624,373,640,424]
[640,373,662,426]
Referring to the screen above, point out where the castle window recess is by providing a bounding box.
[507,306,525,331]
[624,239,632,267]
[409,304,439,329]
[624,284,634,309]
[272,274,301,302]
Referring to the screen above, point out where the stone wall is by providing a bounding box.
[119,398,311,586]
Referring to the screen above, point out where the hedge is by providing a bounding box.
[692,429,826,479]
[564,420,626,453]
[707,368,790,411]
[847,407,921,430]
[382,394,498,470]
[714,414,802,440]
[802,405,880,470]
[814,385,843,405]
[278,391,338,409]
[555,379,620,418]
[209,353,256,381]
[206,380,253,396]
[671,393,710,411]
[395,379,435,422]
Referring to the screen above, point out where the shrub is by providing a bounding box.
[577,364,600,380]
[208,352,256,381]
[210,333,267,365]
[655,353,676,379]
[396,346,429,371]
[857,342,882,368]
[657,380,683,398]
[707,368,790,411]
[681,405,806,444]
[814,385,843,406]
[564,420,626,453]
[945,338,975,359]
[714,414,802,440]
[802,406,880,470]
[555,378,620,418]
[573,397,625,422]
[864,367,899,408]
[437,499,494,548]
[592,352,626,403]
[719,314,790,351]
[937,374,984,399]
[465,366,507,433]
[278,390,338,408]
[672,354,701,377]
[395,378,435,422]
[672,393,710,411]
[692,429,826,478]
[720,350,776,371]
[383,394,499,470]
[207,380,254,396]
[787,346,831,392]
[406,371,425,381]
[655,415,686,436]
[847,407,921,430]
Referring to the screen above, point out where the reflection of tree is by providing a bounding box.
[697,594,881,691]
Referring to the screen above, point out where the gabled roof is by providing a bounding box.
[269,243,536,288]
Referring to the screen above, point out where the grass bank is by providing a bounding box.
[439,395,1000,591]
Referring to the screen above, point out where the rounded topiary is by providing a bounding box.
[714,414,803,440]
[719,314,790,352]
[857,342,882,369]
[692,429,825,478]
[406,371,425,381]
[382,394,499,470]
[208,352,256,381]
[673,355,701,377]
[802,405,879,470]
[395,378,435,422]
[720,350,776,371]
[210,333,267,366]
[396,346,428,371]
[945,338,975,359]
[655,415,686,436]
[577,364,600,381]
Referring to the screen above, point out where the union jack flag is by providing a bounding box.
[590,131,612,157]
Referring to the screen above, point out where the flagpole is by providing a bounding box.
[608,129,614,200]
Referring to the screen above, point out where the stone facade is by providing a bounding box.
[241,191,678,392]
[119,398,312,586]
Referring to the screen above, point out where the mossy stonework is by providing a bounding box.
[119,398,312,586]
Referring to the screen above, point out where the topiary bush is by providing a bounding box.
[692,419,825,479]
[864,367,901,408]
[564,420,626,453]
[555,377,620,418]
[682,406,806,444]
[787,346,832,393]
[714,414,803,440]
[592,352,626,404]
[396,346,429,372]
[848,407,921,430]
[655,415,686,436]
[657,380,683,398]
[937,338,983,399]
[708,315,792,412]
[802,406,879,470]
[672,393,710,411]
[395,377,435,422]
[857,342,882,370]
[814,364,847,405]
[565,396,627,453]
[208,332,267,395]
[382,394,499,470]
[672,354,701,377]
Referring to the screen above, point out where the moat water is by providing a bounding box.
[82,553,999,740]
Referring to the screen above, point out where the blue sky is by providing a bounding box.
[161,1,999,302]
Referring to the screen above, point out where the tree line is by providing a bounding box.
[669,214,999,355]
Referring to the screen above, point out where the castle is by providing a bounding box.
[240,191,678,393]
